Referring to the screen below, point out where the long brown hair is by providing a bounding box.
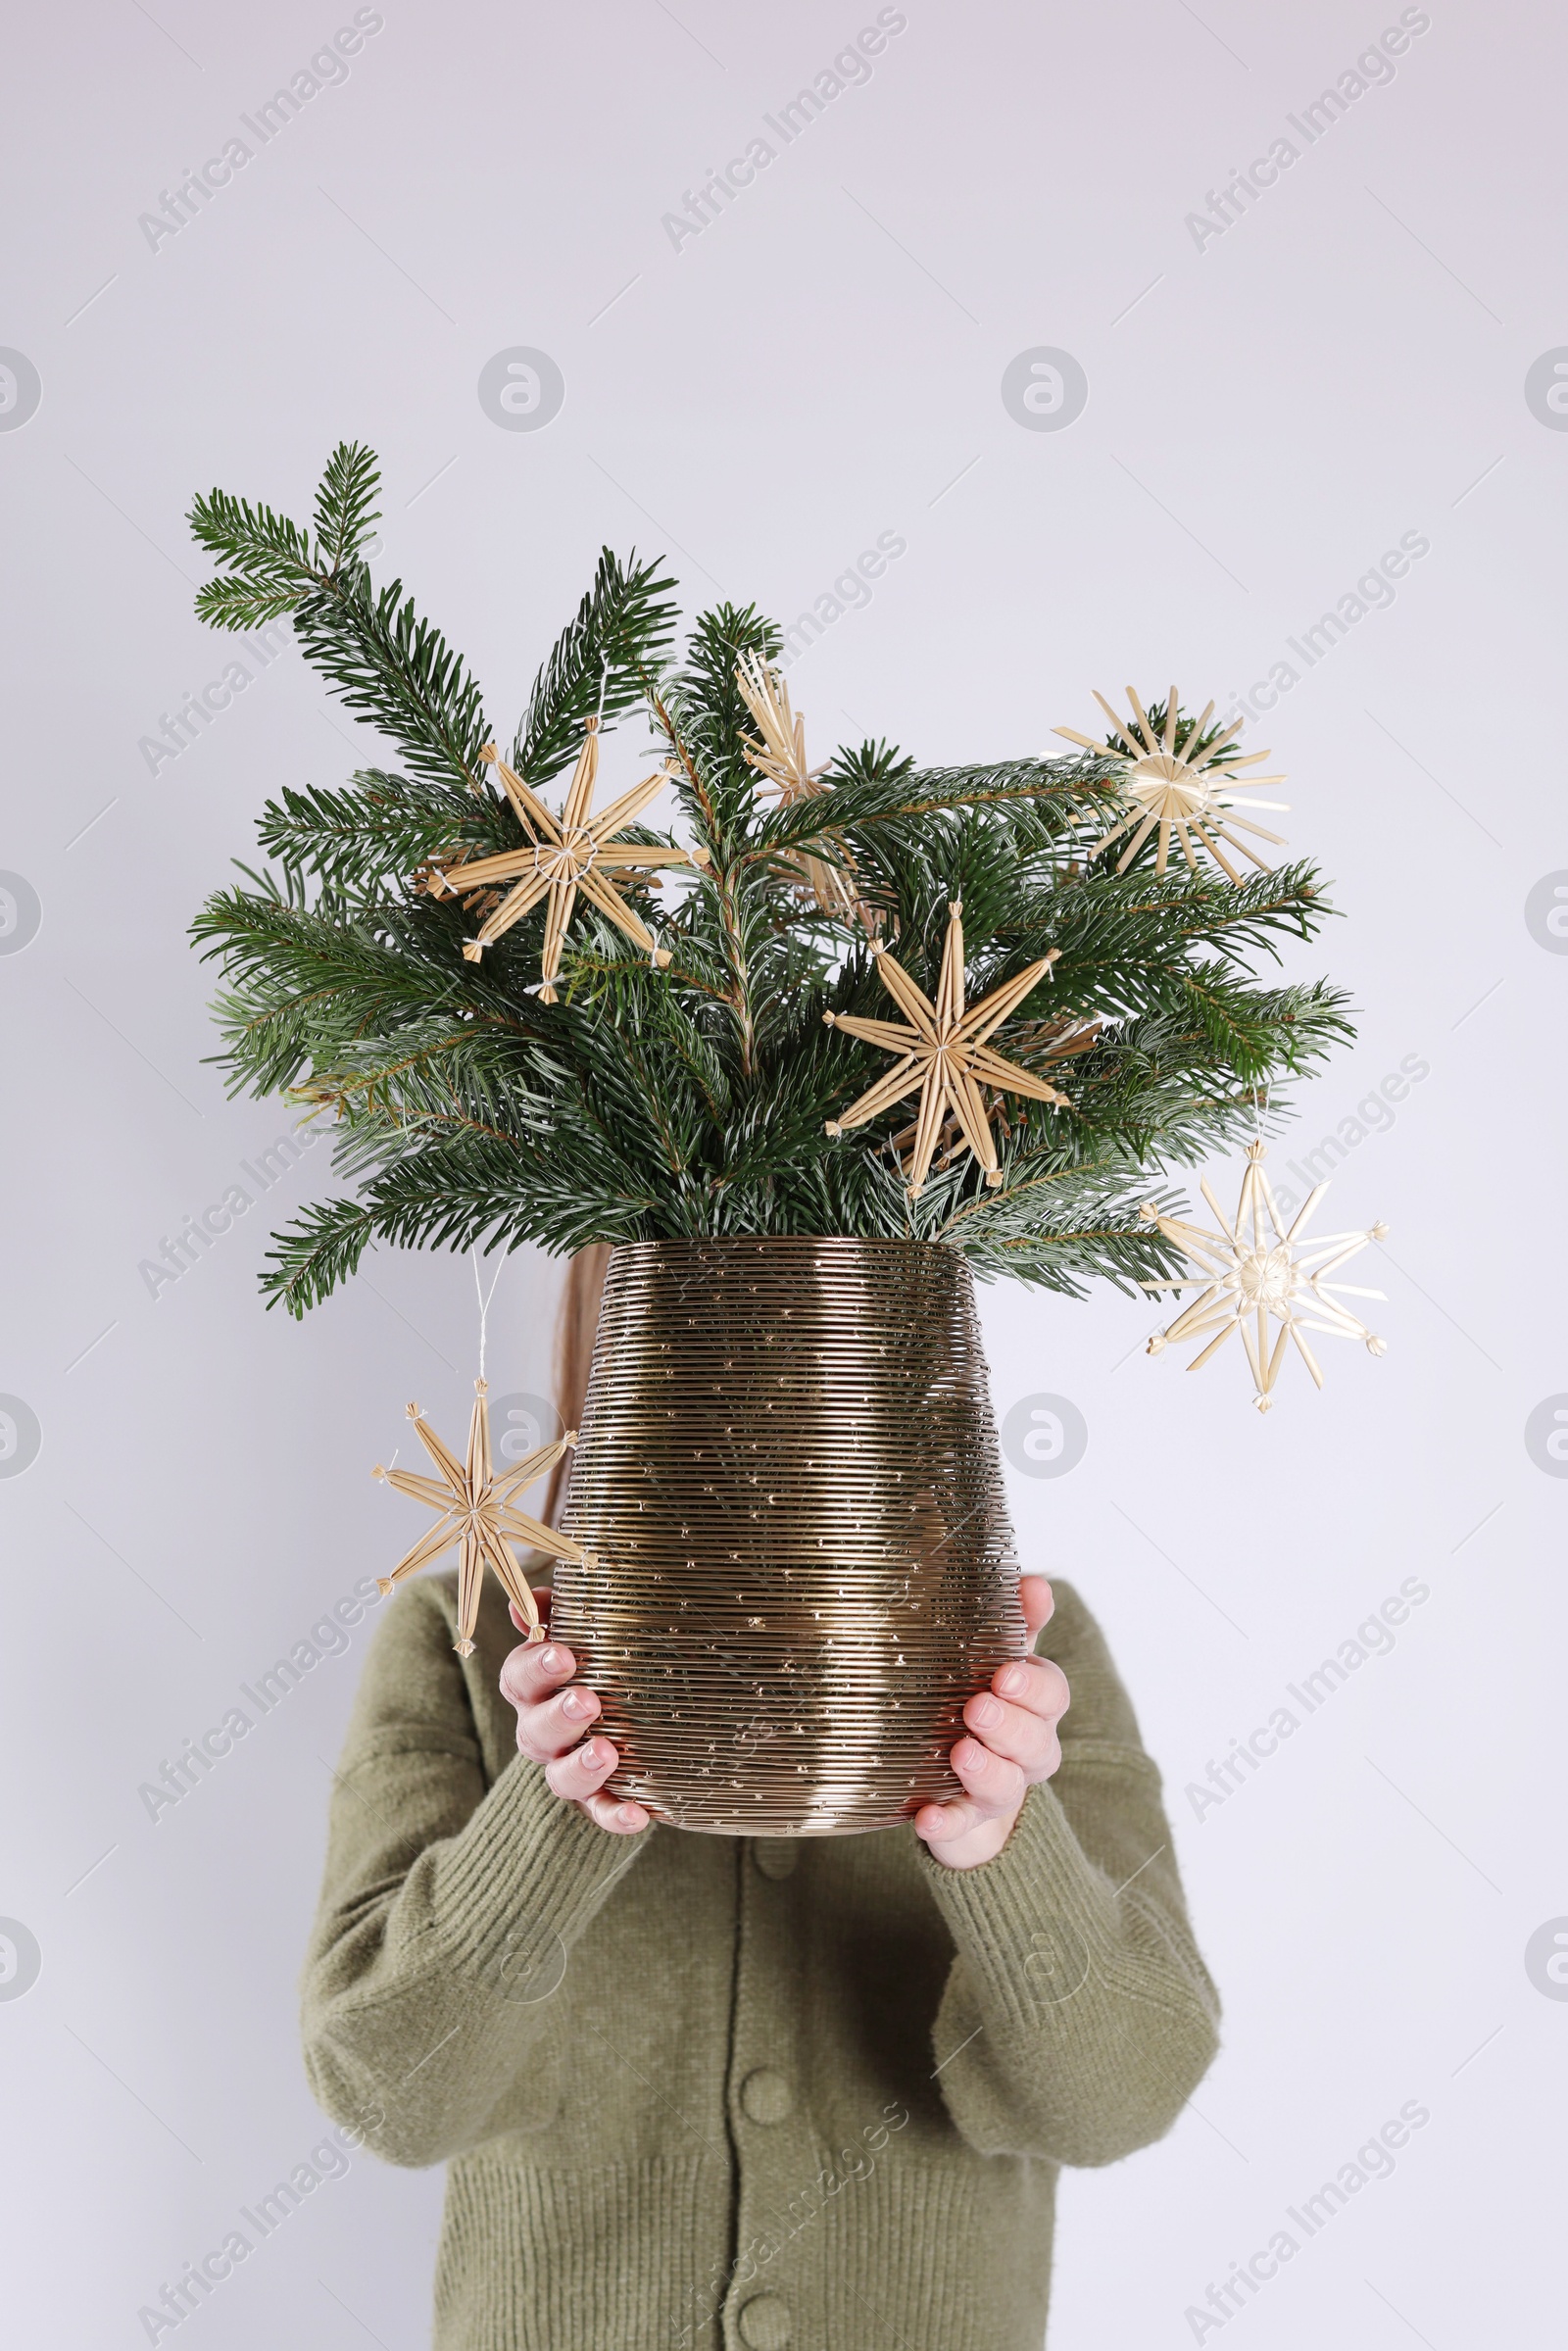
[542,1245,612,1528]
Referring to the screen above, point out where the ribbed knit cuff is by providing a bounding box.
[911,1781,1113,2031]
[428,1752,651,1984]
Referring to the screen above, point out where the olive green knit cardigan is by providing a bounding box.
[301,1569,1219,2351]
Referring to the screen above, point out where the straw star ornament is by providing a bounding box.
[1054,687,1290,883]
[1140,1141,1388,1411]
[823,901,1068,1196]
[735,651,859,917]
[373,1379,594,1654]
[424,716,708,1000]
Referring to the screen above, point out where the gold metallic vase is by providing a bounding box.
[547,1238,1029,1836]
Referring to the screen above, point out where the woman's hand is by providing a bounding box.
[498,1588,650,1836]
[914,1576,1068,1871]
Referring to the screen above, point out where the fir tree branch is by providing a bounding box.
[292,573,490,793]
[190,442,491,791]
[511,549,680,783]
[313,442,382,572]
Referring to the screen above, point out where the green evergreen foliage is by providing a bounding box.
[190,444,1353,1316]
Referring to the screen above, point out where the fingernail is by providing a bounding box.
[536,1645,563,1672]
[971,1693,1002,1729]
[562,1689,594,1719]
[579,1739,605,1769]
[616,1803,641,1828]
[998,1664,1029,1696]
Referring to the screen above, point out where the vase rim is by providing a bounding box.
[588,1236,961,1257]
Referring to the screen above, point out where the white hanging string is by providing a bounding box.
[471,1246,503,1381]
[595,651,611,723]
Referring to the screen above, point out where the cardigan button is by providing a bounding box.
[753,1838,799,1881]
[738,2292,792,2348]
[740,2067,792,2124]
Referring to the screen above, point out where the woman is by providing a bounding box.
[303,1249,1219,2350]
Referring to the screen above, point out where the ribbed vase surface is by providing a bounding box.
[547,1238,1028,1835]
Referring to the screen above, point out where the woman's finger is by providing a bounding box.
[990,1654,1070,1723]
[949,1734,1028,1816]
[508,1589,555,1636]
[498,1637,577,1713]
[581,1788,650,1835]
[962,1690,1062,1778]
[1018,1575,1054,1638]
[913,1793,992,1844]
[516,1682,601,1765]
[544,1733,620,1803]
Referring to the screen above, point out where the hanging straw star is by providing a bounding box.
[1054,687,1290,883]
[373,1379,595,1654]
[735,651,860,918]
[1140,1141,1388,1412]
[423,717,709,1001]
[823,901,1067,1196]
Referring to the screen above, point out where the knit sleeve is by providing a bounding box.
[910,1580,1220,2167]
[300,1576,650,2169]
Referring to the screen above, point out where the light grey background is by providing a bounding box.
[2,2,1562,2343]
